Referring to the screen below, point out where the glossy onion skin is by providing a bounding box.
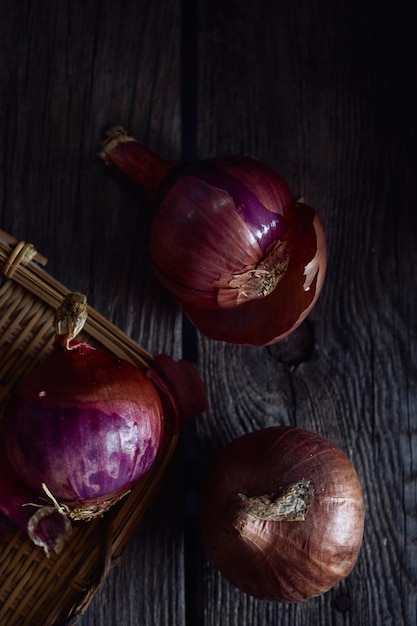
[200,427,365,602]
[149,156,327,346]
[2,343,164,510]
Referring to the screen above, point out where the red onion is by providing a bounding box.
[200,427,365,602]
[100,127,327,346]
[0,293,208,553]
[0,454,72,555]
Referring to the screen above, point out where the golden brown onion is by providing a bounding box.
[199,427,365,602]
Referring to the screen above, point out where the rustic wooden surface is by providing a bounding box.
[0,1,416,625]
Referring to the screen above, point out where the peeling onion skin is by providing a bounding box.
[174,202,326,345]
[2,342,164,519]
[100,128,327,346]
[0,452,73,556]
[199,427,365,602]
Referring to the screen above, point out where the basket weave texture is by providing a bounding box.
[0,230,178,625]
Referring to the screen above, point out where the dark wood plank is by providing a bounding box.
[194,1,417,625]
[1,0,416,625]
[0,1,186,624]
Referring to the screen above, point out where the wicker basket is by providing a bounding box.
[0,230,179,625]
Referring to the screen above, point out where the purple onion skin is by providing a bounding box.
[150,156,296,307]
[2,343,163,507]
[156,157,293,253]
[149,156,326,345]
[0,450,72,554]
[100,132,327,346]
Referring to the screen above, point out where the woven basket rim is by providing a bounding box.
[0,229,179,626]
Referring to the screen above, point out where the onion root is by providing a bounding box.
[235,480,314,524]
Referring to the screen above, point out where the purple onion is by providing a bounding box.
[0,293,208,554]
[100,128,327,346]
[2,342,164,520]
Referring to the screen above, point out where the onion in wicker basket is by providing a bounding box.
[0,230,207,625]
[1,292,208,557]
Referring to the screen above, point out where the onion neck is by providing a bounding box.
[99,126,179,201]
[53,292,88,350]
[234,480,314,526]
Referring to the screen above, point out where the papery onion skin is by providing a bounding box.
[100,128,327,347]
[149,156,295,310]
[200,427,365,602]
[0,452,72,555]
[2,342,164,519]
[174,202,326,345]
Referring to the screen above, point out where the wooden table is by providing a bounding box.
[1,1,415,624]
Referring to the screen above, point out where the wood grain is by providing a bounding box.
[194,1,417,625]
[1,1,185,625]
[0,0,416,624]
